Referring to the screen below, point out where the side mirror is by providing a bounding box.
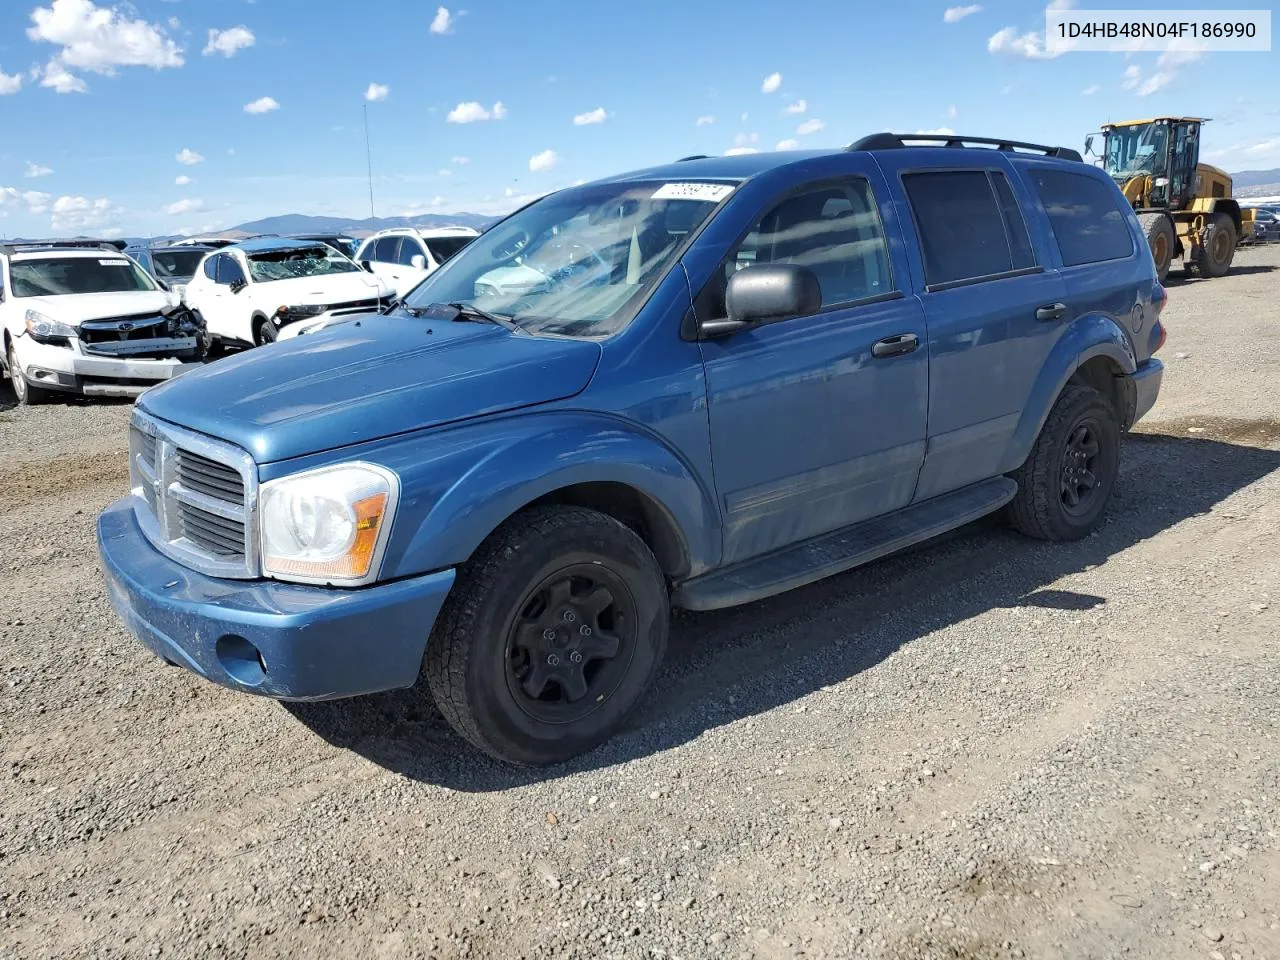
[701,264,822,338]
[155,279,170,292]
[1084,134,1096,157]
[410,254,427,270]
[360,259,375,272]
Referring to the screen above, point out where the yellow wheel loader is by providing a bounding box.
[1087,117,1244,283]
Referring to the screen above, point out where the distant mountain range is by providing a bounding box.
[229,211,499,237]
[1231,168,1280,198]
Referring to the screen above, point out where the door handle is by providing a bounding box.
[1036,302,1068,322]
[871,333,920,359]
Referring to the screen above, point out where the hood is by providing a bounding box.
[138,314,601,463]
[249,270,391,304]
[23,290,175,324]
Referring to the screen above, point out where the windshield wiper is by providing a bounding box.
[441,302,519,331]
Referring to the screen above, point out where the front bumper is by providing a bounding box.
[1130,357,1163,426]
[12,334,199,397]
[97,497,455,701]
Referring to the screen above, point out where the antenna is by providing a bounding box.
[363,103,376,220]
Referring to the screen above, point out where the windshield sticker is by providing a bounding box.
[99,259,130,266]
[651,182,736,203]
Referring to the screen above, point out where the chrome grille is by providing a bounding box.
[128,410,259,579]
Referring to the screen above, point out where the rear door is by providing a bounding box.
[875,154,1070,500]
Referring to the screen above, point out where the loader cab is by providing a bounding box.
[1097,117,1206,211]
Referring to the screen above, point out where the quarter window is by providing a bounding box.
[1029,169,1134,266]
[716,179,893,313]
[904,170,1035,287]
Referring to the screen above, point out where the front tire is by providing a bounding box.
[1137,213,1175,284]
[425,505,669,765]
[7,341,55,406]
[1194,211,1236,278]
[1007,384,1120,541]
[252,315,278,346]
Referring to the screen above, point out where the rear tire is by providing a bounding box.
[7,341,55,406]
[424,505,669,766]
[1194,212,1236,278]
[1138,213,1175,284]
[1007,384,1120,542]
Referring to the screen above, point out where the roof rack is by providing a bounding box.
[0,238,128,256]
[847,132,1082,163]
[676,154,710,162]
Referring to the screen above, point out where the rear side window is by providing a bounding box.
[903,170,1036,288]
[1029,169,1134,266]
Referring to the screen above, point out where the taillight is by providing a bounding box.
[1153,320,1166,354]
[1151,282,1167,315]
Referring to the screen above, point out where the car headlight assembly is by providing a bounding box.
[24,309,77,343]
[259,462,399,586]
[278,303,325,318]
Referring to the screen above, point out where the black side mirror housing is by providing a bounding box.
[360,260,375,272]
[229,279,247,294]
[701,264,822,338]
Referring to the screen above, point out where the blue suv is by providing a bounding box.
[97,133,1166,765]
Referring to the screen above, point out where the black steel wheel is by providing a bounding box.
[1008,383,1120,541]
[425,505,669,765]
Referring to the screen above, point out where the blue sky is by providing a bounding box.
[0,0,1276,238]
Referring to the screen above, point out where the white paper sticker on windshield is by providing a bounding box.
[651,182,735,202]
[99,259,129,266]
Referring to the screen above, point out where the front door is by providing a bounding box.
[697,174,929,565]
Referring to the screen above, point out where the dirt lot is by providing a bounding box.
[2,245,1278,960]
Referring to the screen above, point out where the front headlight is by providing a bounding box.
[278,303,325,318]
[259,462,399,585]
[24,309,77,342]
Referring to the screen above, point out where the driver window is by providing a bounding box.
[216,255,245,285]
[396,239,425,266]
[699,178,892,319]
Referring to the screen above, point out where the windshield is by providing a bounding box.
[402,181,731,337]
[9,256,158,297]
[1104,123,1169,179]
[424,235,475,263]
[245,245,359,282]
[151,249,206,279]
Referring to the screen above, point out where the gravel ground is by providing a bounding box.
[1,245,1278,960]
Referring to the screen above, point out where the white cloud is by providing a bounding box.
[776,139,801,150]
[446,100,505,123]
[529,149,559,172]
[796,118,825,136]
[176,148,204,166]
[695,115,715,126]
[438,168,452,176]
[28,0,183,79]
[25,162,54,178]
[915,127,957,136]
[943,4,982,22]
[165,198,204,215]
[761,72,782,94]
[0,70,22,95]
[1081,84,1100,96]
[573,106,608,126]
[429,6,454,34]
[40,59,86,93]
[740,111,749,122]
[24,191,52,215]
[365,82,389,102]
[243,96,279,114]
[174,175,191,186]
[50,194,118,232]
[203,26,254,58]
[784,99,807,115]
[987,26,1059,59]
[1121,64,1142,90]
[947,104,958,119]
[1045,0,1074,9]
[1243,138,1280,158]
[1136,72,1174,96]
[725,147,759,156]
[451,155,470,164]
[733,132,760,147]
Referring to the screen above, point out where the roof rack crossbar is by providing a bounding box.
[0,239,127,256]
[847,132,1082,163]
[676,154,710,162]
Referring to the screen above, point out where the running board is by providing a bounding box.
[673,477,1017,612]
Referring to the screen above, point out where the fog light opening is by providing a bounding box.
[215,634,267,687]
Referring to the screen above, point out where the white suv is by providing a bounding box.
[354,226,480,297]
[184,237,395,347]
[1,241,204,405]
